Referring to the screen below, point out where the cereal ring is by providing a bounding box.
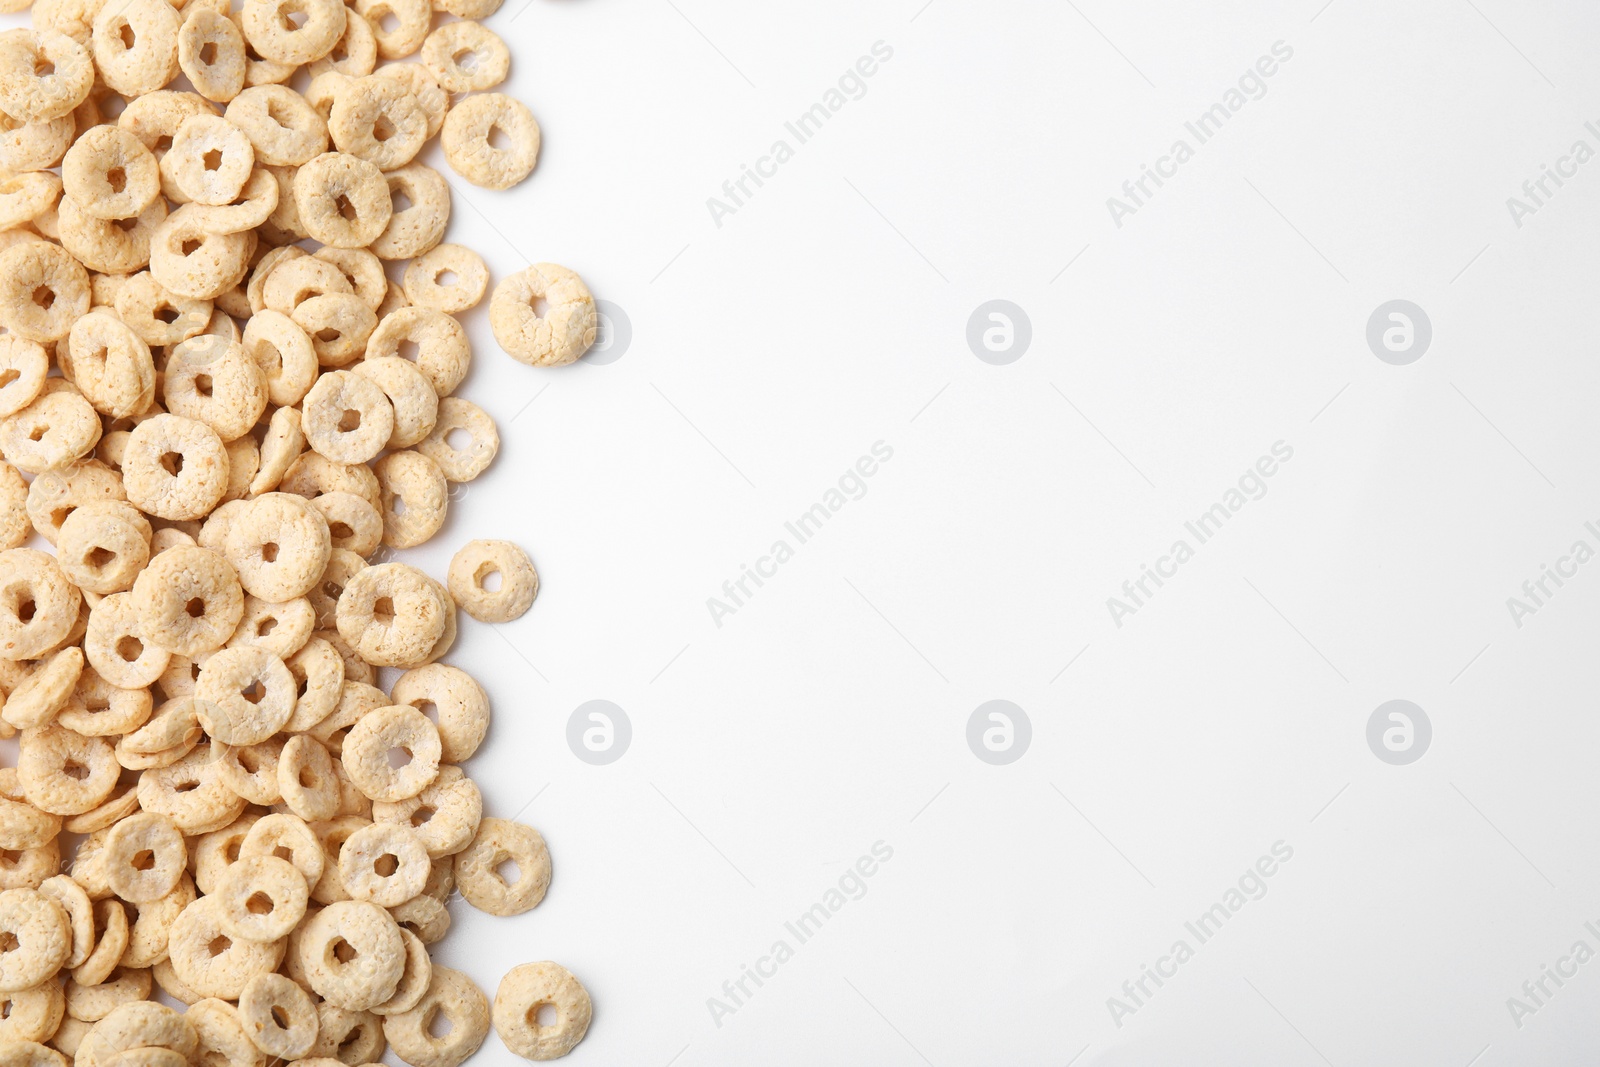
[59,191,162,273]
[185,998,261,1067]
[0,385,101,474]
[420,22,507,94]
[223,492,332,602]
[0,839,58,890]
[282,634,344,730]
[0,339,48,420]
[227,594,315,658]
[307,679,384,755]
[442,93,539,191]
[2,646,83,730]
[60,312,157,420]
[0,240,89,343]
[419,856,453,903]
[0,1043,67,1067]
[26,461,126,547]
[0,977,65,1039]
[211,738,284,804]
[162,336,268,444]
[0,550,82,660]
[215,855,307,942]
[0,172,61,230]
[278,732,340,822]
[87,999,198,1060]
[178,7,247,104]
[91,0,182,97]
[307,1002,384,1063]
[453,818,550,917]
[293,151,390,249]
[137,744,248,834]
[309,12,375,79]
[238,971,318,1058]
[306,491,383,557]
[241,812,324,888]
[364,306,470,396]
[372,764,481,859]
[264,255,351,314]
[388,893,448,945]
[69,899,124,986]
[235,14,296,89]
[413,397,497,483]
[373,63,445,139]
[56,502,150,596]
[167,115,254,206]
[167,896,284,1000]
[121,870,196,968]
[0,30,93,123]
[490,263,596,367]
[0,111,72,173]
[0,889,70,991]
[432,0,500,21]
[307,550,366,632]
[56,667,153,737]
[492,962,591,1061]
[292,293,377,367]
[60,780,140,835]
[315,247,386,310]
[389,664,488,763]
[34,877,89,969]
[187,166,279,233]
[61,125,159,220]
[373,451,445,548]
[280,451,380,513]
[188,813,259,897]
[122,416,230,523]
[334,563,447,668]
[302,370,394,465]
[32,0,104,45]
[221,437,260,504]
[369,926,429,1015]
[240,0,344,65]
[448,540,537,623]
[341,704,440,803]
[0,772,62,853]
[403,245,487,314]
[149,204,254,300]
[354,0,428,60]
[225,86,328,167]
[244,316,317,412]
[369,164,448,262]
[338,822,428,907]
[103,811,185,903]
[194,645,295,743]
[298,900,403,1011]
[382,966,488,1067]
[328,75,426,171]
[113,272,211,350]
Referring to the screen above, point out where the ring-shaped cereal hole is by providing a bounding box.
[492,962,592,1061]
[194,644,296,744]
[224,85,329,167]
[364,305,470,397]
[61,125,160,221]
[353,356,437,449]
[368,161,448,261]
[0,241,89,344]
[113,271,212,349]
[302,369,394,465]
[61,313,156,421]
[403,244,487,315]
[227,594,315,659]
[0,549,82,661]
[415,397,498,484]
[167,115,254,206]
[420,21,509,94]
[166,895,283,1000]
[238,971,319,1058]
[340,703,441,803]
[84,591,171,689]
[131,544,244,658]
[0,29,94,123]
[215,855,306,942]
[307,490,383,557]
[292,150,391,248]
[440,92,540,191]
[103,811,185,903]
[338,821,429,907]
[489,262,598,368]
[223,492,332,603]
[91,0,182,97]
[373,451,445,550]
[240,0,344,66]
[211,736,286,805]
[315,246,386,311]
[178,8,247,104]
[327,74,427,171]
[149,204,254,301]
[301,900,405,1011]
[56,502,151,596]
[452,817,550,917]
[383,966,490,1067]
[16,724,117,816]
[334,563,448,669]
[162,335,268,443]
[292,292,378,368]
[354,0,429,60]
[122,415,231,523]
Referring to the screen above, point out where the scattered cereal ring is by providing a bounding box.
[441,92,539,191]
[492,961,591,1061]
[447,539,537,623]
[489,263,596,367]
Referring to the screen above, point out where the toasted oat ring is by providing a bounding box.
[305,491,383,557]
[227,595,315,658]
[184,998,258,1067]
[353,358,437,451]
[61,126,159,221]
[263,255,351,314]
[0,838,58,891]
[57,502,150,596]
[0,111,72,174]
[403,245,487,315]
[122,695,201,755]
[388,893,448,946]
[0,888,70,992]
[178,8,247,104]
[292,293,377,367]
[0,338,47,420]
[114,272,211,350]
[137,744,247,834]
[355,0,429,60]
[366,927,428,1016]
[123,416,230,524]
[194,645,296,744]
[0,173,60,231]
[364,305,470,396]
[389,664,488,763]
[299,900,404,1011]
[211,738,284,805]
[453,818,550,917]
[372,765,481,859]
[91,0,181,95]
[241,312,317,409]
[167,896,284,1000]
[67,898,124,988]
[0,775,61,853]
[303,370,394,465]
[293,151,391,249]
[2,646,83,730]
[328,75,427,171]
[277,732,340,822]
[335,563,448,669]
[241,812,325,887]
[57,668,152,738]
[0,549,79,660]
[0,386,101,475]
[240,0,344,65]
[280,451,381,513]
[223,492,332,603]
[0,30,92,123]
[281,635,344,731]
[374,451,445,549]
[103,811,186,903]
[308,680,384,756]
[25,462,126,548]
[421,22,507,94]
[0,976,65,1040]
[215,855,307,943]
[342,704,441,803]
[373,63,445,138]
[63,197,159,276]
[186,167,280,233]
[132,545,244,659]
[448,540,537,623]
[490,263,596,367]
[34,877,90,970]
[122,870,196,971]
[383,966,488,1067]
[61,313,157,421]
[308,550,367,633]
[90,588,174,699]
[0,241,89,343]
[237,972,317,1059]
[312,246,382,306]
[167,115,254,206]
[224,85,328,167]
[149,204,254,301]
[338,822,428,907]
[307,1002,384,1062]
[309,12,375,78]
[492,962,590,1061]
[442,93,539,191]
[64,965,150,1023]
[163,336,268,444]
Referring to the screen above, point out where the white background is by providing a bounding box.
[436,0,1600,1064]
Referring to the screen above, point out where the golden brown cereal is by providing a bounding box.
[0,838,59,890]
[56,502,150,595]
[167,895,284,1000]
[403,245,487,314]
[0,977,66,1040]
[64,965,150,1022]
[373,63,445,139]
[60,780,140,834]
[298,900,403,1010]
[61,313,157,421]
[292,293,377,367]
[335,562,447,668]
[0,240,90,343]
[412,398,496,486]
[0,338,49,421]
[442,93,539,191]
[490,263,596,367]
[59,195,161,276]
[26,461,126,547]
[215,855,307,942]
[355,0,429,60]
[307,551,365,632]
[264,254,351,314]
[282,634,344,730]
[178,8,247,104]
[244,315,316,408]
[0,384,102,474]
[239,971,319,1058]
[364,305,470,396]
[421,22,509,94]
[222,437,260,503]
[195,645,296,743]
[382,966,488,1067]
[114,272,211,350]
[368,926,429,1015]
[328,75,427,171]
[373,450,446,549]
[91,0,182,97]
[102,811,186,903]
[293,151,391,249]
[62,126,160,221]
[302,370,394,465]
[224,492,332,602]
[240,0,345,65]
[225,86,329,167]
[3,1041,68,1067]
[0,549,82,659]
[186,998,263,1067]
[447,539,537,623]
[372,764,481,859]
[162,336,269,443]
[280,451,381,513]
[122,416,231,522]
[453,818,550,917]
[0,172,61,230]
[167,115,255,206]
[338,821,428,907]
[137,745,246,834]
[0,888,70,991]
[388,663,488,763]
[492,962,591,1061]
[309,13,376,79]
[149,204,254,300]
[2,645,83,730]
[227,594,315,658]
[35,876,90,968]
[341,703,440,803]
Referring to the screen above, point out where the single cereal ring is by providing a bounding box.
[293,151,390,249]
[243,314,317,410]
[235,12,297,88]
[238,972,318,1059]
[413,398,496,485]
[215,855,307,942]
[0,889,70,991]
[241,812,325,889]
[282,635,344,731]
[188,813,260,897]
[264,254,351,314]
[302,370,394,465]
[0,241,89,343]
[60,313,157,421]
[490,263,596,367]
[33,877,88,969]
[61,125,159,220]
[25,461,125,547]
[0,173,61,231]
[372,63,445,138]
[420,22,507,94]
[442,93,539,191]
[369,927,429,1015]
[307,550,366,632]
[56,667,153,737]
[137,744,247,834]
[338,822,428,907]
[328,75,426,171]
[221,437,259,504]
[167,115,254,206]
[354,0,428,60]
[186,166,280,233]
[122,416,230,523]
[68,899,124,987]
[373,451,445,549]
[194,645,296,743]
[113,272,211,349]
[292,292,377,367]
[280,451,381,513]
[31,0,104,45]
[178,8,247,104]
[2,646,83,730]
[61,195,161,275]
[447,540,537,623]
[162,336,268,443]
[0,385,101,474]
[227,595,315,658]
[87,1000,199,1059]
[305,491,382,557]
[0,977,65,1040]
[453,818,550,917]
[312,248,383,312]
[403,245,487,315]
[299,900,403,1011]
[258,164,306,242]
[131,547,243,663]
[389,664,488,763]
[91,0,182,96]
[341,704,441,803]
[0,30,93,123]
[0,338,48,420]
[56,502,150,596]
[224,492,332,602]
[335,563,447,669]
[372,764,481,859]
[309,12,375,79]
[211,738,284,805]
[0,464,25,556]
[225,85,328,167]
[0,773,62,852]
[65,966,150,1023]
[307,1002,384,1063]
[102,811,186,903]
[240,0,344,65]
[364,305,470,396]
[307,679,384,756]
[149,204,254,300]
[0,549,81,660]
[277,732,340,822]
[0,839,59,891]
[492,962,591,1061]
[303,69,350,122]
[185,998,260,1067]
[167,896,284,1000]
[388,893,448,945]
[121,870,196,969]
[382,966,488,1067]
[0,110,72,173]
